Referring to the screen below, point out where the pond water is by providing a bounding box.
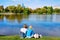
[0,14,60,36]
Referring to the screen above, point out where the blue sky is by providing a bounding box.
[0,0,60,9]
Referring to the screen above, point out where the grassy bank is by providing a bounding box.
[0,35,60,40]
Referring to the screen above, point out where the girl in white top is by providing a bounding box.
[20,24,28,38]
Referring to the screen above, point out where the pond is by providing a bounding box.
[0,14,60,36]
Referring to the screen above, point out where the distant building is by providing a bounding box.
[22,3,25,8]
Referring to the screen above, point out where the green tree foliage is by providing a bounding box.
[16,5,23,13]
[23,8,30,15]
[5,7,9,12]
[35,8,41,14]
[6,6,16,13]
[43,6,47,13]
[47,6,53,14]
[41,8,47,13]
[54,8,60,13]
[0,6,4,12]
[0,5,60,14]
[35,8,47,14]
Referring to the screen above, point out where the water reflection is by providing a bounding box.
[0,14,60,36]
[0,15,4,22]
[29,14,57,22]
[0,14,60,23]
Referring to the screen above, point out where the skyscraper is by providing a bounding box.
[22,3,25,8]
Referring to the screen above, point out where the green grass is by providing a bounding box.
[0,35,60,40]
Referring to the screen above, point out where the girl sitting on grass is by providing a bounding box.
[26,25,42,38]
[26,25,34,38]
[20,24,28,38]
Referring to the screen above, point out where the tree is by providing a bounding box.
[41,8,47,13]
[28,8,33,13]
[50,6,53,14]
[35,8,47,14]
[34,8,42,14]
[5,7,9,12]
[6,6,16,13]
[23,8,30,15]
[47,6,53,14]
[43,6,47,13]
[0,5,60,14]
[0,6,4,12]
[16,4,23,13]
[54,8,60,13]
